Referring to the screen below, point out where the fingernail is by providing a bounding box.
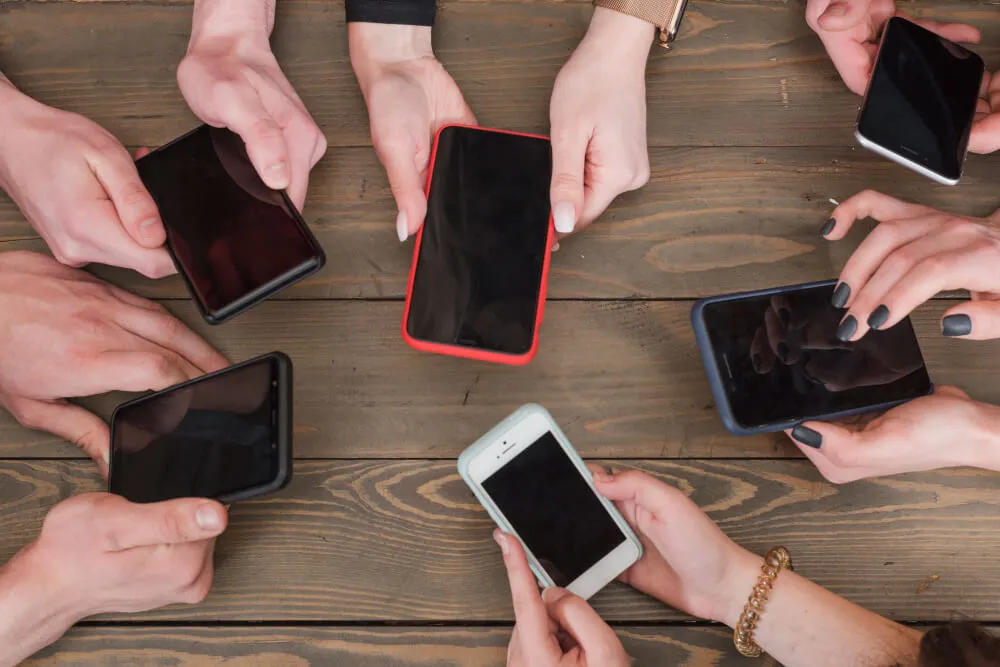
[552,241,560,252]
[831,283,851,309]
[553,202,575,234]
[751,354,762,373]
[396,211,408,243]
[942,314,972,337]
[777,342,790,362]
[824,2,848,17]
[102,449,111,467]
[266,161,289,186]
[542,587,568,603]
[821,218,836,237]
[139,218,159,241]
[593,468,613,483]
[196,504,222,531]
[791,424,823,449]
[493,530,510,556]
[836,315,857,342]
[867,305,890,330]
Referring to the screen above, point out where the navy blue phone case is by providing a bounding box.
[690,279,933,436]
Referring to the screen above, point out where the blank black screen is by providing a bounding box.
[406,127,552,355]
[859,17,984,181]
[137,126,321,319]
[702,283,932,429]
[110,358,279,503]
[482,433,626,586]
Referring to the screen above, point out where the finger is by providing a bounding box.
[111,301,228,374]
[87,146,166,249]
[542,587,623,659]
[905,17,981,44]
[550,125,588,235]
[103,498,227,550]
[750,326,776,374]
[72,200,176,279]
[3,397,110,477]
[375,137,429,243]
[969,114,1000,154]
[935,384,971,400]
[824,190,931,241]
[592,469,683,518]
[495,530,556,654]
[816,0,872,31]
[214,85,291,190]
[764,306,793,365]
[579,173,629,230]
[942,300,1000,340]
[89,350,198,394]
[786,421,866,482]
[134,147,152,160]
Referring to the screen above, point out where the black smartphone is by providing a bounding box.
[137,125,325,324]
[856,17,985,185]
[402,125,555,366]
[109,352,292,504]
[691,281,933,435]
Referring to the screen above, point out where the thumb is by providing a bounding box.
[550,127,588,235]
[542,587,624,659]
[88,147,165,249]
[376,142,428,243]
[817,0,871,31]
[969,114,1000,155]
[102,498,228,551]
[787,421,867,483]
[4,397,110,477]
[942,301,1000,340]
[215,93,291,191]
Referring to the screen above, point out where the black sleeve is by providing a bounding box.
[345,0,436,26]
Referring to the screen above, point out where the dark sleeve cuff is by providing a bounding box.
[345,0,436,26]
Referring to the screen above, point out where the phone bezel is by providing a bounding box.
[108,351,293,504]
[401,124,555,366]
[459,404,642,600]
[691,279,934,436]
[137,125,326,326]
[855,16,984,186]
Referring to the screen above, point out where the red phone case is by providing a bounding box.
[401,124,555,366]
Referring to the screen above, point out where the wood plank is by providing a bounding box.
[2,459,1000,622]
[2,1,997,152]
[3,147,1000,300]
[1,299,998,460]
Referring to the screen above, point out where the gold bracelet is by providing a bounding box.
[733,546,793,658]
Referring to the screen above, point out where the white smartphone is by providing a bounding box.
[458,404,642,600]
[855,17,984,186]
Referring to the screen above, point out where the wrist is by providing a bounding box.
[349,24,434,81]
[715,548,765,628]
[582,7,656,62]
[189,0,274,47]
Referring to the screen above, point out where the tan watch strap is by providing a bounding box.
[593,0,688,48]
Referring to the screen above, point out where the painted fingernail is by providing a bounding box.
[396,211,408,242]
[196,504,222,531]
[831,283,851,309]
[139,218,159,240]
[836,315,857,342]
[942,314,973,337]
[751,354,762,372]
[791,424,823,448]
[777,342,790,363]
[493,530,510,556]
[867,305,890,330]
[553,202,575,234]
[779,308,791,327]
[821,218,836,237]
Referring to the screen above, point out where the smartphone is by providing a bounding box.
[137,125,325,324]
[691,280,933,435]
[109,352,293,504]
[856,17,985,186]
[458,405,642,599]
[402,125,555,365]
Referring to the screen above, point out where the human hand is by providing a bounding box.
[0,84,173,278]
[591,467,760,627]
[823,190,1000,342]
[787,386,1000,482]
[549,8,652,235]
[805,0,980,96]
[0,252,228,474]
[349,24,475,242]
[495,529,630,667]
[970,70,1000,154]
[178,0,327,210]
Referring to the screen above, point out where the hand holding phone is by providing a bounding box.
[970,70,1000,154]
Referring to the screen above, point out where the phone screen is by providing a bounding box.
[406,126,552,355]
[858,17,984,182]
[701,283,932,429]
[110,356,284,503]
[137,126,323,322]
[482,432,626,587]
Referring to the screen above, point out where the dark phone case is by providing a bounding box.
[401,124,555,366]
[690,280,934,436]
[108,352,294,504]
[137,126,326,326]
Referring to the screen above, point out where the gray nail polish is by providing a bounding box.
[831,283,851,309]
[867,305,890,330]
[792,425,822,448]
[779,308,791,327]
[752,354,762,373]
[836,315,857,342]
[777,342,789,363]
[821,218,836,237]
[942,314,972,337]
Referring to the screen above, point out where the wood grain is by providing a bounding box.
[2,459,1000,623]
[0,299,997,460]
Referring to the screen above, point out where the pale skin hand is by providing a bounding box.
[823,190,1000,342]
[971,70,1000,154]
[549,8,652,235]
[0,493,227,667]
[805,0,980,96]
[178,0,327,210]
[592,468,922,666]
[349,24,476,242]
[495,530,630,667]
[0,252,228,475]
[0,76,174,278]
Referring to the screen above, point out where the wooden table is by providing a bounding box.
[2,0,1000,664]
